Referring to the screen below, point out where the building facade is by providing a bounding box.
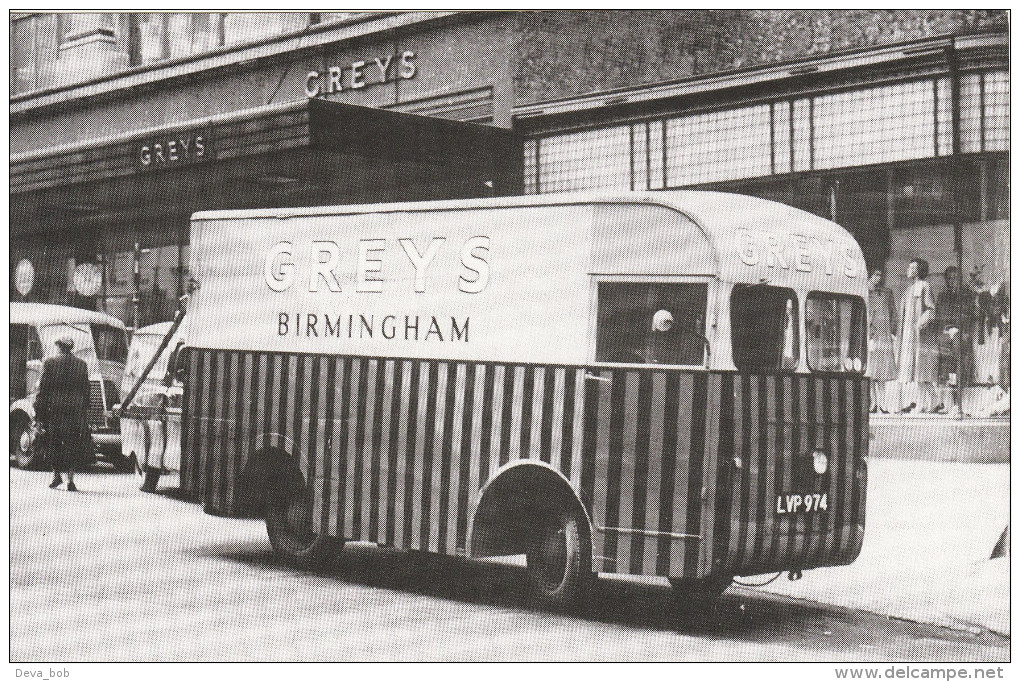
[10,11,1009,414]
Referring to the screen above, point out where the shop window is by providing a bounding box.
[631,123,648,190]
[831,169,891,270]
[813,80,935,170]
[523,139,538,195]
[596,282,708,366]
[648,120,664,190]
[537,126,631,194]
[129,13,223,65]
[731,285,798,373]
[983,72,1009,153]
[11,16,37,95]
[222,13,306,47]
[959,74,983,154]
[772,101,792,174]
[792,98,812,172]
[665,105,771,186]
[893,160,981,230]
[805,293,866,374]
[936,77,953,156]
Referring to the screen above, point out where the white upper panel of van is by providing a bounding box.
[187,192,866,362]
[193,191,866,294]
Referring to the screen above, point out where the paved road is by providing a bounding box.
[10,466,1008,662]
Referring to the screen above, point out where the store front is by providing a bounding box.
[514,32,1009,418]
[11,98,520,330]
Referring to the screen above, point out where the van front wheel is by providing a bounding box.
[265,472,342,567]
[525,509,592,610]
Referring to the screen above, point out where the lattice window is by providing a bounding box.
[983,71,1009,152]
[665,105,772,186]
[813,80,936,169]
[536,126,632,193]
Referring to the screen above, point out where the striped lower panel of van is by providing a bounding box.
[181,348,866,579]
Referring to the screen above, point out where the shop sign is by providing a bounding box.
[14,259,34,296]
[304,50,417,98]
[137,131,211,170]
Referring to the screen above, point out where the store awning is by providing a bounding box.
[11,98,521,234]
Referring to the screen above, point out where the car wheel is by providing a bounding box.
[265,469,343,567]
[525,509,593,611]
[11,418,42,470]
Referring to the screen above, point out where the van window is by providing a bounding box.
[805,293,867,373]
[94,324,128,363]
[731,285,799,372]
[596,283,708,365]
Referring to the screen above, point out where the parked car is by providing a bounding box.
[119,320,186,492]
[10,302,129,469]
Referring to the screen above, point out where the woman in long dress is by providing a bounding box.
[867,269,897,412]
[896,258,939,412]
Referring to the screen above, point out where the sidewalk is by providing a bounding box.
[754,458,1010,636]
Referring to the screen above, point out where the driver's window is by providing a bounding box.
[596,283,708,365]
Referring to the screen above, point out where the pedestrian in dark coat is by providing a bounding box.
[36,336,91,491]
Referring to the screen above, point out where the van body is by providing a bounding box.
[182,192,869,604]
[119,321,186,490]
[10,302,128,469]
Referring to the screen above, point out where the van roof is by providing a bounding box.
[10,302,127,329]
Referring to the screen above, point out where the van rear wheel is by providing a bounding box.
[265,470,342,567]
[525,509,592,610]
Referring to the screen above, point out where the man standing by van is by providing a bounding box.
[36,336,91,491]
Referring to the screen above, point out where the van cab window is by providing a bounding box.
[596,283,708,365]
[731,284,799,372]
[806,293,866,373]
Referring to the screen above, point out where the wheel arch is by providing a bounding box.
[467,460,593,564]
[10,399,35,423]
[235,432,301,516]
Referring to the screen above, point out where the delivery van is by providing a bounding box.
[180,191,869,610]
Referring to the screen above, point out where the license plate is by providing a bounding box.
[775,492,828,515]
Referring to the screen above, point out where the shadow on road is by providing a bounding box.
[202,540,908,644]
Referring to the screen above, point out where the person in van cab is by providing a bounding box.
[35,336,91,491]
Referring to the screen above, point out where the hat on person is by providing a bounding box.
[55,336,75,351]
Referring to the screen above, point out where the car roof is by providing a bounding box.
[10,302,127,330]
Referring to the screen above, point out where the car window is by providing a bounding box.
[93,324,128,364]
[38,323,94,359]
[127,334,172,387]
